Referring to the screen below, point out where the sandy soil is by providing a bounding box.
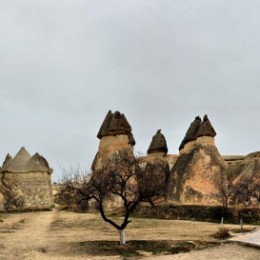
[0,210,259,260]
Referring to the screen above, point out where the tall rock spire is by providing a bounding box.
[92,110,135,171]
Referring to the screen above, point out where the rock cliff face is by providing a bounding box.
[0,147,53,211]
[167,115,227,205]
[225,152,260,204]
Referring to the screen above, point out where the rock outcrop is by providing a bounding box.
[147,129,168,155]
[141,130,170,199]
[179,116,202,153]
[225,152,260,205]
[92,110,135,171]
[0,147,53,211]
[179,115,216,154]
[167,115,227,205]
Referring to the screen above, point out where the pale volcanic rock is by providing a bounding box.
[168,144,227,204]
[0,147,53,211]
[226,152,260,204]
[92,110,135,171]
[168,115,227,205]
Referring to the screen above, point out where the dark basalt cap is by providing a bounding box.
[97,110,135,145]
[196,114,216,138]
[179,116,202,151]
[147,129,168,154]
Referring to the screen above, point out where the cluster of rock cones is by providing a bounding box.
[92,110,260,206]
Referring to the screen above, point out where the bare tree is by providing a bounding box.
[59,151,166,245]
[229,174,260,227]
[215,173,230,221]
[56,166,90,211]
[141,158,169,205]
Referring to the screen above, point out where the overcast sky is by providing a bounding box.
[1,1,260,181]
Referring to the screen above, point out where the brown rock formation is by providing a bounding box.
[97,110,135,145]
[179,116,201,151]
[179,115,216,154]
[196,114,216,138]
[92,110,135,171]
[147,129,168,155]
[168,115,226,205]
[0,147,53,211]
[168,144,227,205]
[225,152,260,205]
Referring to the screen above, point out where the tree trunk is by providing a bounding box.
[240,218,243,231]
[118,229,126,245]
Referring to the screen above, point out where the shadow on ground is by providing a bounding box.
[62,240,220,258]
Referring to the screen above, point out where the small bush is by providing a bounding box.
[213,227,231,239]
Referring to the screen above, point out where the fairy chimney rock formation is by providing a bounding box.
[92,110,135,170]
[0,147,53,211]
[147,129,168,157]
[179,115,216,154]
[179,116,201,154]
[196,114,216,145]
[168,115,227,205]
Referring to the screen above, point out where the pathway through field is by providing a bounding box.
[0,210,259,260]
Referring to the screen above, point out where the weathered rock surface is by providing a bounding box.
[179,115,216,154]
[147,129,168,155]
[225,152,260,204]
[92,110,135,171]
[167,143,227,205]
[0,147,53,211]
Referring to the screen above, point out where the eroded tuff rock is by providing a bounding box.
[225,152,260,204]
[168,115,226,205]
[141,129,178,172]
[0,147,53,211]
[147,129,168,155]
[179,115,216,154]
[167,144,227,204]
[179,116,201,151]
[97,110,135,145]
[92,110,135,171]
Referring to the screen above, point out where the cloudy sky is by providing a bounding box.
[1,1,260,181]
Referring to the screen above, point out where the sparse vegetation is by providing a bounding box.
[213,227,231,239]
[58,151,167,244]
[0,211,259,259]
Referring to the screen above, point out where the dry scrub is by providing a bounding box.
[0,210,259,260]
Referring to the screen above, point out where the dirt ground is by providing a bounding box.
[0,210,259,260]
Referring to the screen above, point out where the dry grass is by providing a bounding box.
[0,210,258,260]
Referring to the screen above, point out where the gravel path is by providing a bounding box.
[229,228,260,248]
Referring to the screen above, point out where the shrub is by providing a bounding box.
[213,227,231,239]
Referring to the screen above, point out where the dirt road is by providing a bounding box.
[0,210,259,260]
